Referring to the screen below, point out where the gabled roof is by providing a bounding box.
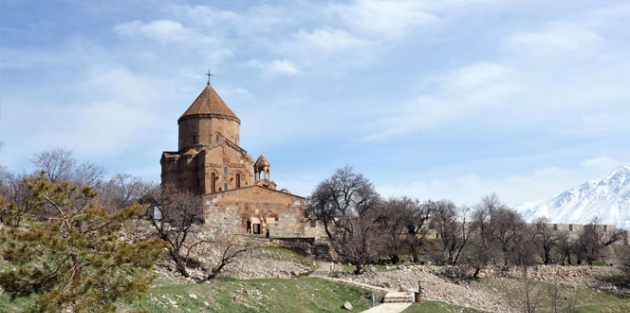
[200,140,248,156]
[179,83,240,124]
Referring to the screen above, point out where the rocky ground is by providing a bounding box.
[333,264,624,313]
[336,265,511,312]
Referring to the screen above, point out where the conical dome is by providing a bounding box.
[179,83,240,124]
[254,154,270,167]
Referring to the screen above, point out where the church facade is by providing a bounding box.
[161,83,322,237]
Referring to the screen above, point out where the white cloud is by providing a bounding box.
[276,27,377,68]
[81,65,155,103]
[114,20,190,43]
[365,62,523,140]
[330,0,440,38]
[166,4,284,33]
[580,156,625,173]
[248,59,301,76]
[167,4,240,25]
[330,0,496,38]
[506,22,603,55]
[286,27,375,54]
[443,62,514,91]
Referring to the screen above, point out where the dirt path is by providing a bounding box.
[360,303,412,313]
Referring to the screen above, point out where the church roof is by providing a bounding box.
[179,83,240,124]
[254,154,270,167]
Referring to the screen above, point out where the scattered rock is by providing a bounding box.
[342,301,353,310]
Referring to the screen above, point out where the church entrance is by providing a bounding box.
[249,216,262,235]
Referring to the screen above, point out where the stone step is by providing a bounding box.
[382,292,416,303]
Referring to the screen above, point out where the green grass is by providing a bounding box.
[132,276,381,313]
[0,294,36,313]
[402,301,485,313]
[260,246,312,267]
[477,277,630,313]
[0,275,381,313]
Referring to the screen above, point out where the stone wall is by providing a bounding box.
[203,186,324,237]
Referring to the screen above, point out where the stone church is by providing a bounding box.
[161,82,321,237]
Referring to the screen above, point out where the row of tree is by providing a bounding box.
[308,166,625,275]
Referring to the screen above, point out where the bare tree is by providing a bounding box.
[432,201,474,265]
[577,216,623,266]
[555,231,574,265]
[30,148,105,186]
[380,197,432,264]
[519,265,544,313]
[466,195,522,277]
[308,166,383,274]
[144,184,204,278]
[486,197,525,267]
[404,199,433,264]
[197,237,256,281]
[31,148,76,183]
[99,173,157,213]
[468,202,495,278]
[532,217,560,265]
[73,162,105,187]
[380,197,413,264]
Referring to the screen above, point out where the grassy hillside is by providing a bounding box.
[133,276,379,313]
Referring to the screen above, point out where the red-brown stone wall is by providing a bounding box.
[203,186,312,237]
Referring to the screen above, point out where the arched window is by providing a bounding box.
[224,166,228,175]
[192,134,198,144]
[210,173,216,193]
[235,173,241,188]
[215,133,221,143]
[224,183,228,191]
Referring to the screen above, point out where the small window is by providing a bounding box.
[224,183,228,191]
[192,134,198,144]
[216,134,220,143]
[224,166,228,175]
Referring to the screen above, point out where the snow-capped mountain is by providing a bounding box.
[516,165,630,229]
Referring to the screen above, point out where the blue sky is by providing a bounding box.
[1,0,629,207]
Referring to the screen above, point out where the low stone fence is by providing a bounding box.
[253,236,316,253]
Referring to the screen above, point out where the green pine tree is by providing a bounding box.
[0,175,165,313]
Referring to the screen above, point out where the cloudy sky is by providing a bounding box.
[2,0,629,207]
